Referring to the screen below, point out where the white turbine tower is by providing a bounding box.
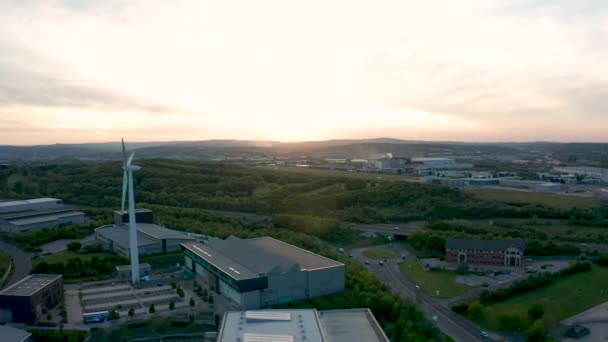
[122,139,141,284]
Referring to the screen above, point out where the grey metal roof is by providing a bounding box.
[8,211,85,226]
[245,237,344,271]
[182,241,259,281]
[318,309,389,342]
[0,274,62,296]
[0,325,32,342]
[0,198,61,208]
[183,236,343,281]
[137,223,195,240]
[445,238,526,252]
[95,225,158,248]
[218,310,324,342]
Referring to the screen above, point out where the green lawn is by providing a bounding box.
[36,251,117,265]
[468,188,600,210]
[487,265,608,321]
[399,259,470,298]
[362,248,399,260]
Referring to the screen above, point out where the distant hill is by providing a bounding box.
[0,139,606,164]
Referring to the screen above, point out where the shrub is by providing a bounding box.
[149,304,156,313]
[451,303,469,315]
[527,303,544,321]
[67,241,82,251]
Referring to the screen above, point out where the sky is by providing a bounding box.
[1,0,607,145]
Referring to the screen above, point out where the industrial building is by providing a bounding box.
[0,209,86,234]
[445,238,526,267]
[0,274,63,325]
[96,223,195,258]
[95,208,195,258]
[0,198,64,214]
[182,236,345,309]
[217,309,389,342]
[0,325,32,342]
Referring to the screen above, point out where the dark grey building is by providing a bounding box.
[182,236,345,309]
[0,325,32,342]
[0,274,63,325]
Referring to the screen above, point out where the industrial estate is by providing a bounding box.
[0,138,607,342]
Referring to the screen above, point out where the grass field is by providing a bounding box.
[468,188,600,210]
[400,259,470,298]
[0,251,11,279]
[36,251,117,264]
[486,265,608,322]
[362,248,399,260]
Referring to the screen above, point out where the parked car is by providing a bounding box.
[480,331,489,339]
[379,261,384,266]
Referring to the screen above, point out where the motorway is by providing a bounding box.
[351,245,502,342]
[0,240,33,286]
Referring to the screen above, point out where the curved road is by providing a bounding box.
[0,240,33,287]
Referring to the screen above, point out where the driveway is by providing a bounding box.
[0,240,33,287]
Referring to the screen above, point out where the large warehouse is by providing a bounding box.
[182,236,345,309]
[0,198,64,214]
[96,223,196,258]
[0,274,63,325]
[0,209,86,234]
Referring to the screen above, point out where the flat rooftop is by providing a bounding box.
[0,325,32,342]
[218,309,389,342]
[137,223,195,240]
[318,309,389,342]
[218,310,324,342]
[0,198,61,208]
[246,237,343,271]
[96,225,158,247]
[182,236,343,281]
[8,211,85,226]
[182,241,259,281]
[0,274,62,296]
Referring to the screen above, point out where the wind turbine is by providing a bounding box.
[122,139,141,284]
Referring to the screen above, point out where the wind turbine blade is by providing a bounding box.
[121,170,128,211]
[121,138,128,166]
[127,152,135,166]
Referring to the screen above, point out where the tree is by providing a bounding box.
[527,303,545,322]
[189,297,195,307]
[109,310,120,320]
[128,308,135,317]
[149,304,156,314]
[169,301,175,310]
[209,295,214,304]
[67,241,82,251]
[203,288,208,297]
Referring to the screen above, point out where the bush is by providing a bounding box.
[451,303,469,315]
[189,297,195,307]
[67,241,81,251]
[527,303,544,321]
[128,308,135,317]
[169,301,175,310]
[149,304,156,313]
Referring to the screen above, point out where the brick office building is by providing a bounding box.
[445,238,526,267]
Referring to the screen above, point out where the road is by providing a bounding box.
[350,245,496,342]
[0,240,33,287]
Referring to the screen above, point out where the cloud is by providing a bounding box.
[0,0,607,144]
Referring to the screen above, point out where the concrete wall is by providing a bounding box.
[240,290,261,309]
[307,266,345,298]
[261,271,308,307]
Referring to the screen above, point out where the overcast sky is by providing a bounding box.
[1,0,607,145]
